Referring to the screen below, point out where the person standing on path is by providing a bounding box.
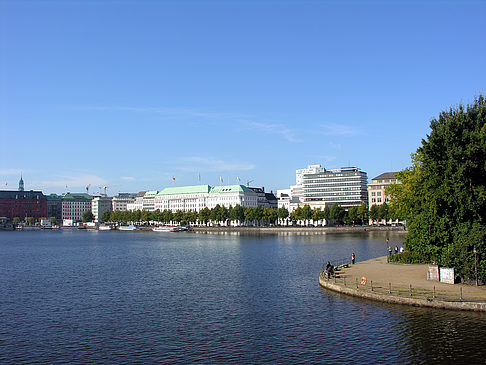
[352,252,355,264]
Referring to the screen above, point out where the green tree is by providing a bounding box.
[199,207,210,226]
[27,217,35,225]
[323,206,330,224]
[301,205,312,225]
[347,206,359,224]
[100,210,112,222]
[230,205,245,225]
[210,204,221,224]
[219,206,229,225]
[163,210,173,224]
[244,207,254,225]
[369,205,379,224]
[13,217,20,224]
[49,217,57,224]
[173,210,184,223]
[277,207,289,225]
[389,95,486,282]
[357,203,368,224]
[141,210,152,224]
[82,211,94,223]
[329,204,345,224]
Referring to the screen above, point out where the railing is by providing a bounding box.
[319,271,485,303]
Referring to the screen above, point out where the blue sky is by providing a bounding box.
[1,0,485,195]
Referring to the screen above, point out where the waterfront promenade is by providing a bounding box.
[319,256,486,312]
[192,225,406,234]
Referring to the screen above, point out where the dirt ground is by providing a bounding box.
[336,256,486,300]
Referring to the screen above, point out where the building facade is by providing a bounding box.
[0,190,47,220]
[155,185,211,212]
[368,172,400,207]
[153,184,259,212]
[279,164,368,212]
[46,194,63,220]
[300,165,368,209]
[127,192,145,211]
[142,191,158,211]
[0,176,47,220]
[61,193,93,222]
[207,185,258,209]
[112,193,137,211]
[248,187,278,209]
[92,196,113,222]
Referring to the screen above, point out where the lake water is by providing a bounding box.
[1,230,485,363]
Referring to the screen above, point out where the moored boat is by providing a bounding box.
[152,226,181,232]
[98,224,113,231]
[118,225,137,231]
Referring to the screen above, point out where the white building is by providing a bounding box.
[142,191,158,211]
[127,192,145,211]
[301,165,368,209]
[155,185,211,212]
[112,193,137,211]
[279,164,368,212]
[153,184,259,212]
[368,172,400,207]
[91,196,113,222]
[207,185,258,209]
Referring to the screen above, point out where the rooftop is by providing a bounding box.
[62,193,93,200]
[371,172,399,181]
[209,185,255,194]
[157,185,212,196]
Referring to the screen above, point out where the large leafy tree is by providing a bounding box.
[82,211,95,223]
[389,95,486,282]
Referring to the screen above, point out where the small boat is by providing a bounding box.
[19,226,41,231]
[118,225,137,231]
[98,224,113,231]
[153,226,180,232]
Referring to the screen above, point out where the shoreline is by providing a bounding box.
[190,226,407,234]
[319,256,486,312]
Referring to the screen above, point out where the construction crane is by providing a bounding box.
[98,185,120,196]
[246,180,254,187]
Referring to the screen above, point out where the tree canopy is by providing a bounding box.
[388,95,486,282]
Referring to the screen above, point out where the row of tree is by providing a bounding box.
[90,202,380,227]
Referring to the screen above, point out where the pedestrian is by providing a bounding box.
[394,246,398,254]
[352,252,355,265]
[400,246,404,253]
[388,246,393,256]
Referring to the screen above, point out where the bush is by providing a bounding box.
[389,251,435,264]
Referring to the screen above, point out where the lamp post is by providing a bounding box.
[474,246,478,286]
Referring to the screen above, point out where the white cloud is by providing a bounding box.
[120,176,135,181]
[244,121,300,143]
[0,169,24,175]
[36,174,107,190]
[179,157,255,172]
[321,123,360,136]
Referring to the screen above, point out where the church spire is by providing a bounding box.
[19,174,24,192]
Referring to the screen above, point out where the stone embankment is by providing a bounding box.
[191,226,406,234]
[319,256,486,312]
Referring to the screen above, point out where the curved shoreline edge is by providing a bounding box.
[319,274,486,312]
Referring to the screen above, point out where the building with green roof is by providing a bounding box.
[142,190,158,211]
[61,193,93,222]
[155,185,211,212]
[208,185,257,209]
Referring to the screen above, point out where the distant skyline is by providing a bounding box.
[1,0,485,195]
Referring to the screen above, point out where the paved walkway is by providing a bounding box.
[320,256,486,310]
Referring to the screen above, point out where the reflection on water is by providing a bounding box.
[0,230,484,364]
